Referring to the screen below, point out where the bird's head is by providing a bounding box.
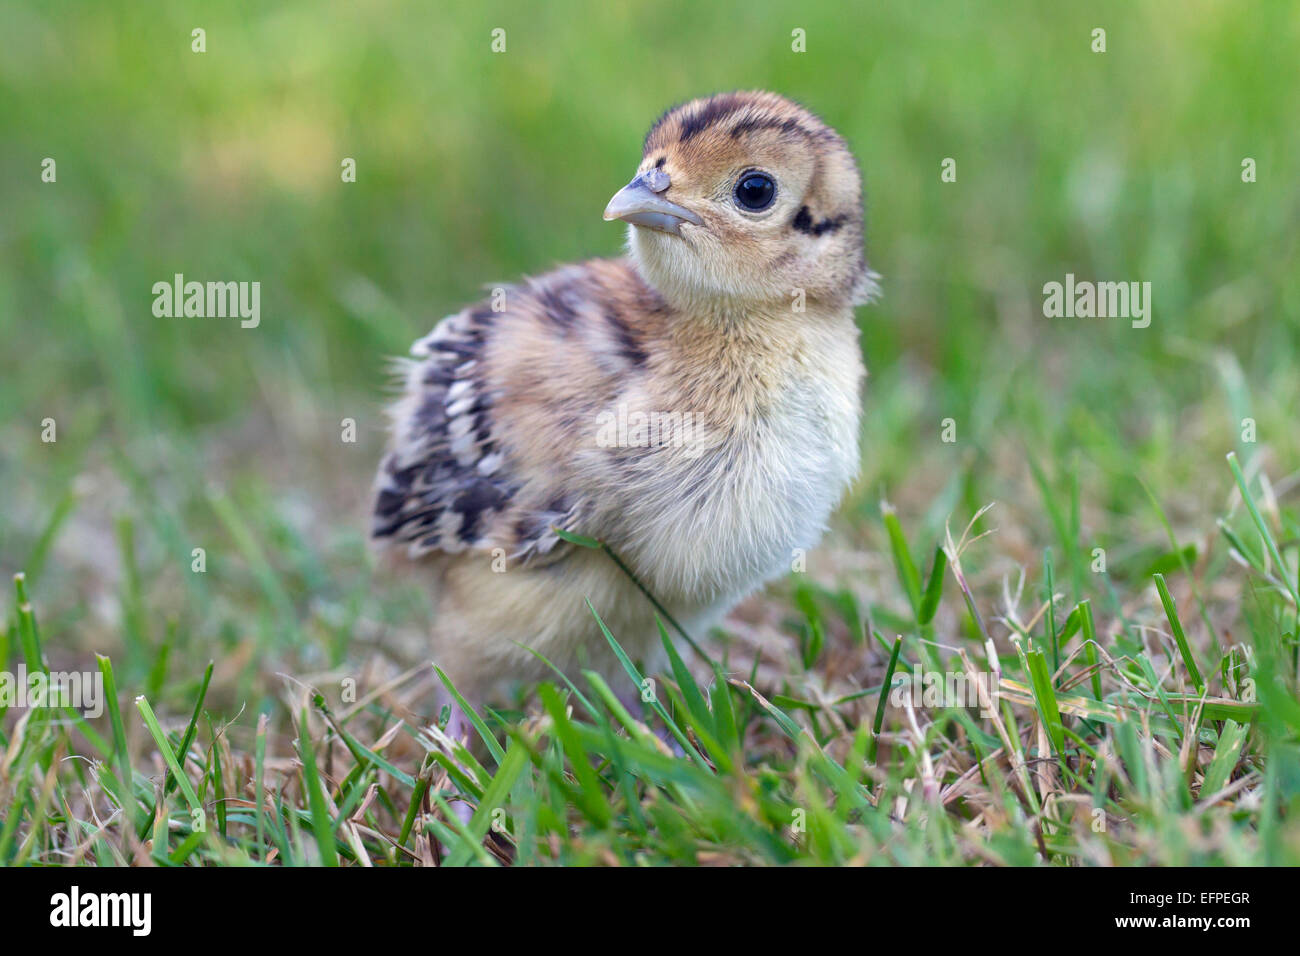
[605,91,878,312]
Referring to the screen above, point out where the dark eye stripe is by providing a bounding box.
[791,205,847,236]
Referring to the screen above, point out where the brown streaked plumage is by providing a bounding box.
[373,91,878,725]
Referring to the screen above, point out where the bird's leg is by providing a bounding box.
[442,698,471,747]
[434,686,478,826]
[616,682,686,757]
[615,683,640,719]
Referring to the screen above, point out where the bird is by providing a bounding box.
[371,91,878,736]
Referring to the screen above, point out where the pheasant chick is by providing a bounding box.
[372,90,879,722]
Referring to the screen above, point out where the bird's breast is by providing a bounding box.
[612,323,863,604]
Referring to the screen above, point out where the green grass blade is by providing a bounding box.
[1078,600,1103,700]
[433,665,504,765]
[882,505,921,615]
[917,546,948,625]
[1153,573,1206,695]
[95,653,137,823]
[868,635,903,763]
[589,599,708,768]
[1024,645,1065,756]
[296,708,339,867]
[1227,452,1300,608]
[135,696,202,813]
[1201,720,1248,798]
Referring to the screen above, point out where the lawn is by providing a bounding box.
[1,0,1298,866]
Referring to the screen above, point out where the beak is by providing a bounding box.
[603,171,702,236]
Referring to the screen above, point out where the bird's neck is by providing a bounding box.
[660,299,857,426]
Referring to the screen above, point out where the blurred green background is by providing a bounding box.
[1,0,1298,708]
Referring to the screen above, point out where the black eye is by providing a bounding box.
[733,171,776,211]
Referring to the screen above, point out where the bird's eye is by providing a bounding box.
[733,171,776,211]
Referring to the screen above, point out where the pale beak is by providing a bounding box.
[603,170,702,236]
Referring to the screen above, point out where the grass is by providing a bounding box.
[1,0,1299,865]
[2,450,1296,865]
